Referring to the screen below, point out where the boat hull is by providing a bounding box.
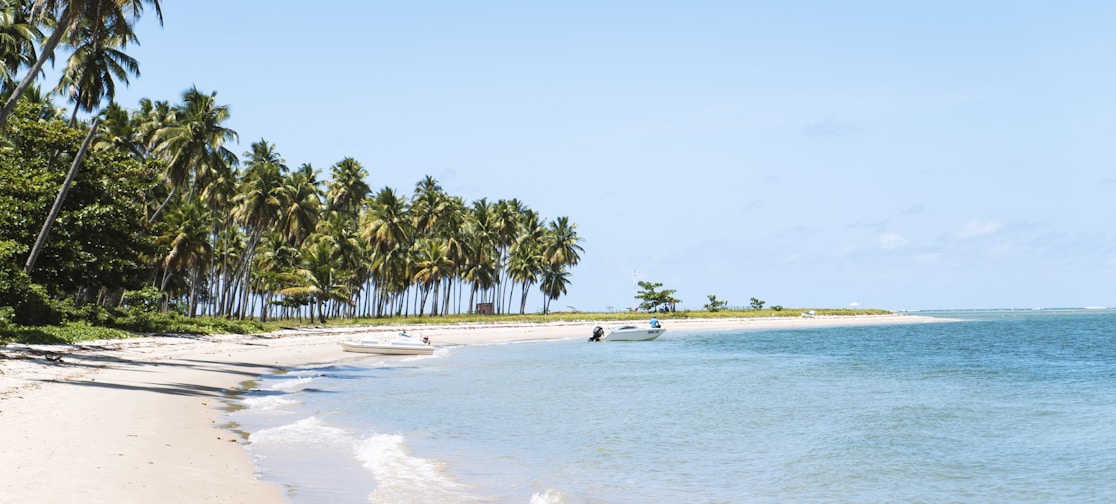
[339,340,435,355]
[603,327,665,341]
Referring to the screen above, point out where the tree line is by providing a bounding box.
[0,0,584,325]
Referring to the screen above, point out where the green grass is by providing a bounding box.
[1,308,891,345]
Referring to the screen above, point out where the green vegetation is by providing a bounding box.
[0,305,892,345]
[0,3,889,347]
[0,2,586,336]
[703,294,728,312]
[634,281,680,312]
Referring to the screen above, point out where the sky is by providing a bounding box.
[69,1,1116,312]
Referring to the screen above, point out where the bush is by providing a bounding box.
[0,271,60,326]
[121,286,167,313]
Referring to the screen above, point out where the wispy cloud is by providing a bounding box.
[879,232,909,249]
[953,219,1003,240]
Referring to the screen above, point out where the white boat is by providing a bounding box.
[594,325,665,342]
[339,332,434,355]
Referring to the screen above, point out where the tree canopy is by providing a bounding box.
[0,4,585,326]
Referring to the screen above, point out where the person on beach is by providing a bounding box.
[650,316,660,328]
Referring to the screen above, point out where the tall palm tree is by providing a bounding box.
[279,236,354,324]
[507,209,546,314]
[93,101,142,156]
[149,86,237,222]
[278,163,321,247]
[155,196,213,316]
[325,157,369,221]
[543,215,583,268]
[539,264,570,315]
[0,0,163,127]
[411,237,451,316]
[0,0,39,94]
[53,18,138,125]
[228,139,286,318]
[411,175,447,235]
[314,209,364,318]
[361,187,413,317]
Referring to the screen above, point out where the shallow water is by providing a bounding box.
[230,309,1116,503]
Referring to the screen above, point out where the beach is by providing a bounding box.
[0,314,943,503]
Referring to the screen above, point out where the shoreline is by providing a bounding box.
[0,314,946,502]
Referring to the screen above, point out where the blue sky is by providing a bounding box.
[84,1,1115,311]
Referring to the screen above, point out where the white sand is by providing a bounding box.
[0,314,945,502]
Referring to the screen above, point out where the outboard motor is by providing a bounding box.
[589,326,604,342]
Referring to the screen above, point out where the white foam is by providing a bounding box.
[240,394,297,411]
[250,416,351,447]
[269,375,318,392]
[530,489,578,504]
[355,432,474,502]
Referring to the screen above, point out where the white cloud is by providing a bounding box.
[879,232,909,250]
[954,219,1003,240]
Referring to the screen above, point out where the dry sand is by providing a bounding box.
[0,314,945,503]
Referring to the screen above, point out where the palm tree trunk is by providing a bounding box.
[24,119,100,274]
[0,11,73,128]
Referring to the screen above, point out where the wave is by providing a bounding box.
[250,416,352,447]
[355,432,477,503]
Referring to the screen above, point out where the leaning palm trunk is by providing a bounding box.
[24,119,100,274]
[0,11,73,128]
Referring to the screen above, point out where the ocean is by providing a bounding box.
[227,309,1116,503]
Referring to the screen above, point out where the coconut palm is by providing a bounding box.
[53,19,138,125]
[360,187,414,316]
[543,215,583,268]
[0,0,39,94]
[149,86,238,223]
[0,0,163,127]
[315,208,364,318]
[155,196,213,316]
[228,140,286,318]
[279,235,354,324]
[507,209,546,314]
[325,157,369,221]
[411,237,452,316]
[278,163,321,247]
[93,101,141,155]
[539,264,570,314]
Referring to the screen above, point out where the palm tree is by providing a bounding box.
[411,237,451,316]
[361,187,413,316]
[539,264,570,314]
[543,216,583,268]
[149,86,237,223]
[279,236,354,324]
[507,209,546,314]
[155,196,213,316]
[315,209,364,318]
[227,140,288,317]
[0,0,39,94]
[411,175,447,235]
[278,163,321,247]
[0,0,163,127]
[325,157,369,221]
[93,101,142,155]
[53,18,138,125]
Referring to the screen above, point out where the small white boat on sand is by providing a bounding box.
[590,325,665,342]
[339,332,434,355]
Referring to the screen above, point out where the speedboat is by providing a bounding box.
[339,332,434,355]
[591,325,665,342]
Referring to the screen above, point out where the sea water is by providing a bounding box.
[228,309,1116,503]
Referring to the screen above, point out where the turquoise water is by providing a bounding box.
[229,310,1116,503]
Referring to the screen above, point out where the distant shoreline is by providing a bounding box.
[0,313,947,502]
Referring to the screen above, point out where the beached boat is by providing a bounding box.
[339,332,434,355]
[590,325,665,342]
